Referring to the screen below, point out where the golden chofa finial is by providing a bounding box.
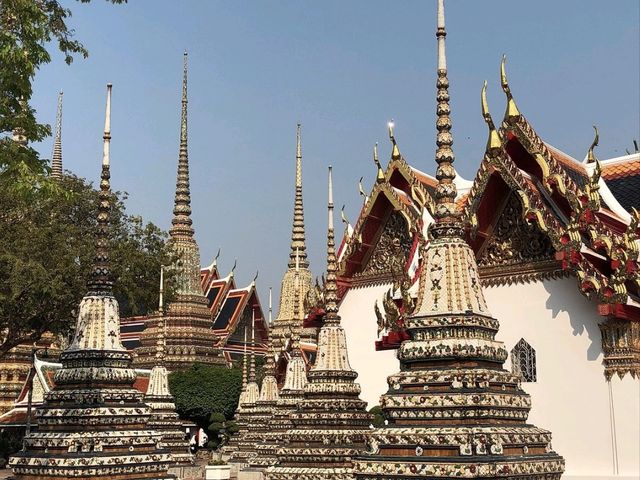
[500,55,521,120]
[388,120,401,160]
[481,80,502,155]
[586,125,599,163]
[373,142,385,183]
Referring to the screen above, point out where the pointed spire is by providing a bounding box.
[170,52,194,241]
[87,84,114,295]
[288,123,309,268]
[268,287,273,325]
[242,326,248,390]
[324,166,340,326]
[156,266,166,364]
[249,308,256,382]
[432,0,461,227]
[51,91,63,179]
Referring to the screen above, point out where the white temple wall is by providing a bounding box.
[484,277,639,479]
[340,276,639,479]
[339,283,397,407]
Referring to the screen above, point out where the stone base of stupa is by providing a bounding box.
[238,469,265,480]
[169,464,203,479]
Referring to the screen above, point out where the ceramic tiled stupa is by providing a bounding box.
[143,267,193,468]
[353,2,565,478]
[266,167,372,480]
[246,354,280,470]
[228,320,261,467]
[254,332,308,469]
[9,85,175,480]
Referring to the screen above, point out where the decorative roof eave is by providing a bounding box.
[337,181,423,281]
[213,283,267,340]
[464,137,630,306]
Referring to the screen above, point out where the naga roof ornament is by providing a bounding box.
[354,1,565,478]
[9,84,176,480]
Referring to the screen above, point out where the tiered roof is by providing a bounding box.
[266,167,372,480]
[9,84,175,480]
[334,26,640,382]
[354,2,564,477]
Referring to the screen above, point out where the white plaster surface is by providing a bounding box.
[340,276,640,478]
[339,283,397,408]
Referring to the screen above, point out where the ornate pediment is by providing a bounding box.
[355,211,412,285]
[477,193,563,286]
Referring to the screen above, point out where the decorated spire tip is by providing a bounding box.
[102,84,112,167]
[268,286,273,324]
[51,90,64,179]
[87,84,114,295]
[170,52,195,242]
[436,0,447,71]
[249,307,256,382]
[587,125,600,163]
[242,326,248,387]
[158,265,165,312]
[289,123,308,268]
[324,165,340,324]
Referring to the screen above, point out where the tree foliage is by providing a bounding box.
[369,405,385,428]
[0,173,175,357]
[169,364,243,430]
[0,0,125,193]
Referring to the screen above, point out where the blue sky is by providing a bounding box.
[32,0,639,311]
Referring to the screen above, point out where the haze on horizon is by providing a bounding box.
[31,0,640,311]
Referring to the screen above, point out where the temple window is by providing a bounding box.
[511,338,537,382]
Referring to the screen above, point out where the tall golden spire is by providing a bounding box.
[87,84,114,295]
[432,0,460,227]
[170,52,194,241]
[288,123,309,268]
[323,165,340,326]
[51,91,63,180]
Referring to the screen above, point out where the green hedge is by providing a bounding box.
[168,363,242,429]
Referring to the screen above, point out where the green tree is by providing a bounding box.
[369,405,385,428]
[0,0,125,193]
[207,412,238,450]
[169,364,243,431]
[0,173,175,356]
